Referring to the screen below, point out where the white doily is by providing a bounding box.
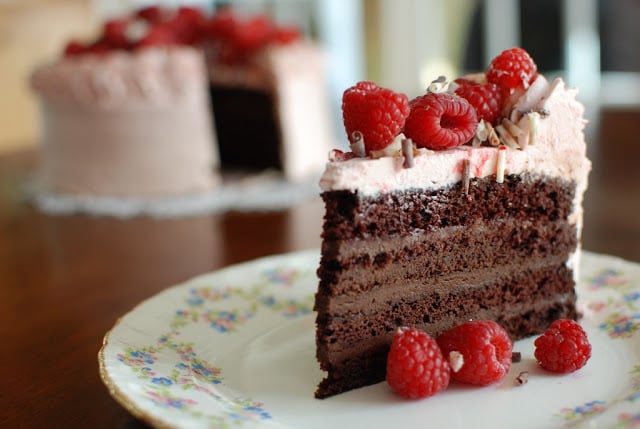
[27,171,321,218]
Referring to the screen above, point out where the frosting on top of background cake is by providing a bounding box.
[207,41,325,90]
[30,47,206,109]
[320,76,591,200]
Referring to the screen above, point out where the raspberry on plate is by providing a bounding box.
[342,81,410,153]
[436,320,513,385]
[534,319,592,373]
[454,79,505,125]
[403,92,478,150]
[386,327,450,399]
[486,47,537,95]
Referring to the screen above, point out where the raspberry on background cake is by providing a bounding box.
[314,47,591,398]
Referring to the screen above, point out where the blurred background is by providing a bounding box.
[2,0,639,155]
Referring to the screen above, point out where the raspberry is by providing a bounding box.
[84,40,111,56]
[342,81,410,153]
[135,24,176,49]
[436,320,513,385]
[103,18,131,49]
[534,319,591,373]
[386,327,450,399]
[232,16,274,53]
[135,6,165,24]
[454,79,505,125]
[205,7,238,40]
[169,7,207,45]
[403,92,478,150]
[63,41,86,57]
[486,47,537,95]
[272,26,302,45]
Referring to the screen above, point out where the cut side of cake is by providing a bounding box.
[314,51,591,398]
[204,9,334,182]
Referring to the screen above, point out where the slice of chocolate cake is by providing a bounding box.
[314,49,591,398]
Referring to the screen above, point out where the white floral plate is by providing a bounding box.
[99,250,640,429]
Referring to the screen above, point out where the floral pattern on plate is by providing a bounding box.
[100,250,640,429]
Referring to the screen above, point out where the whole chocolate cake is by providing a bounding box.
[314,48,591,398]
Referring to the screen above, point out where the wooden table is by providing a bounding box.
[1,108,639,428]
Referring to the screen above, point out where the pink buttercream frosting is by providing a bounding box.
[207,41,325,90]
[320,77,591,201]
[31,46,218,197]
[30,46,207,109]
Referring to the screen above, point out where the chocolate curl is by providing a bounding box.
[350,131,366,157]
[402,138,414,168]
[496,145,506,183]
[461,158,471,195]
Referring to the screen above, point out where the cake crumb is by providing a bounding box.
[515,371,529,385]
[511,351,522,363]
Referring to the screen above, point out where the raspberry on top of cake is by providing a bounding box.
[314,47,591,398]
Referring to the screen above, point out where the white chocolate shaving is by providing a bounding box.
[496,146,506,183]
[369,133,404,159]
[350,131,366,157]
[449,351,464,373]
[495,124,519,149]
[476,120,489,141]
[487,123,500,146]
[527,112,540,146]
[427,75,448,93]
[502,118,523,137]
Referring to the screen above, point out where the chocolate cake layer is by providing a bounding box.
[317,261,576,356]
[321,174,575,240]
[315,298,576,399]
[315,261,577,398]
[318,218,577,296]
[316,253,572,316]
[209,85,282,171]
[314,174,581,398]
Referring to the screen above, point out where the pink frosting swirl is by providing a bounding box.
[31,46,207,109]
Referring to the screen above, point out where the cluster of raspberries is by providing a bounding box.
[386,319,591,399]
[63,6,300,64]
[342,47,538,153]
